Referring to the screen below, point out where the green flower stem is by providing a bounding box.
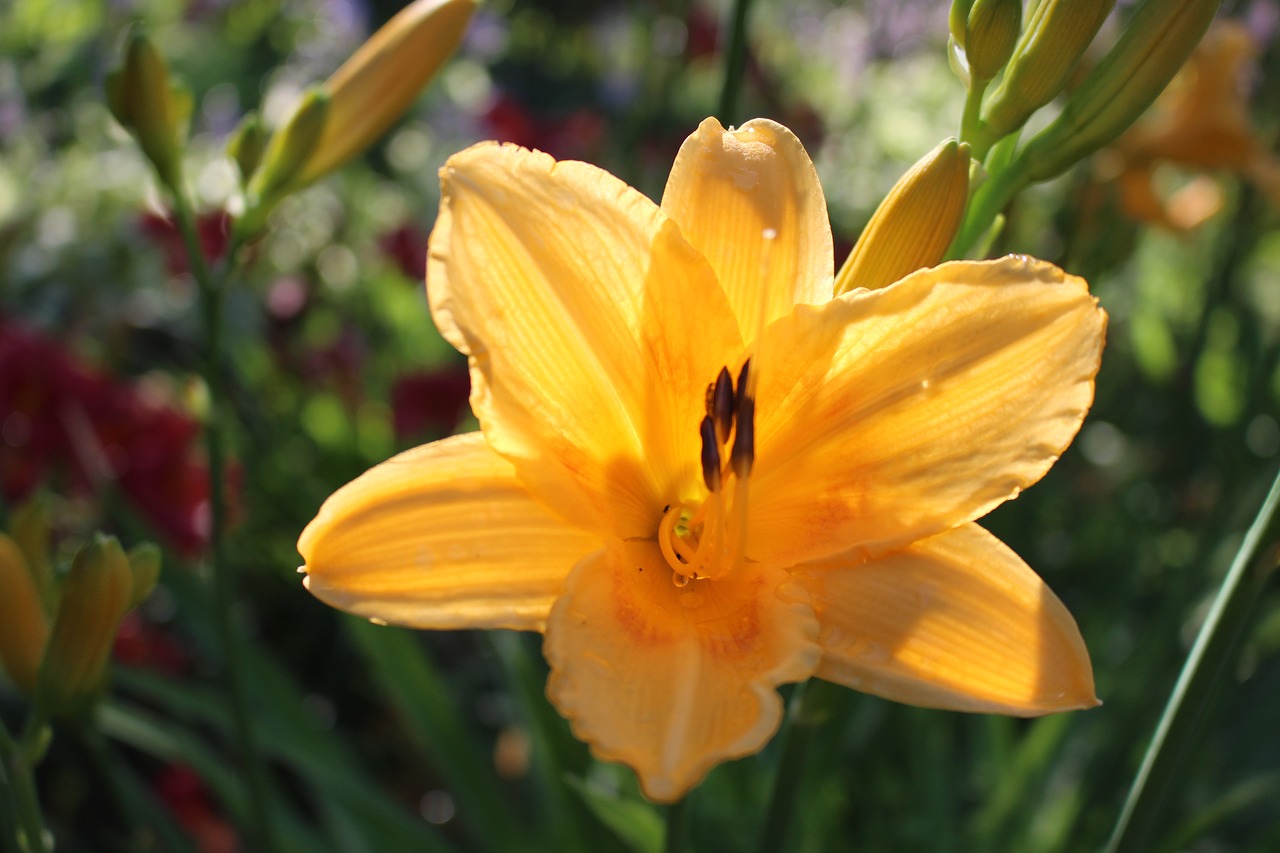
[959,77,991,157]
[663,795,689,853]
[169,193,278,853]
[756,678,842,853]
[0,716,49,853]
[947,153,1029,258]
[1106,466,1280,853]
[717,0,756,123]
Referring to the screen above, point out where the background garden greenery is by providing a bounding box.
[2,0,1279,850]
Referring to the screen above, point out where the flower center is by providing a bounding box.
[658,360,755,586]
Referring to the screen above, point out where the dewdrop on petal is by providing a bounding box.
[835,139,971,295]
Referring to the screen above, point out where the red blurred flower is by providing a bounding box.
[0,321,227,555]
[113,612,191,676]
[154,765,238,853]
[137,209,231,276]
[378,224,429,281]
[391,368,470,440]
[482,93,605,162]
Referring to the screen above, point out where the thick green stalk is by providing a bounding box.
[717,0,756,123]
[170,194,277,853]
[663,795,689,853]
[1106,467,1280,853]
[0,718,48,853]
[756,679,842,853]
[947,154,1029,258]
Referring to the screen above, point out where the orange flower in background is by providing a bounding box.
[299,117,1106,801]
[1111,20,1280,230]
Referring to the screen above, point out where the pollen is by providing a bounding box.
[659,361,757,585]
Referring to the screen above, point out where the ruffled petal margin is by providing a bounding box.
[749,257,1106,566]
[661,117,834,343]
[299,432,597,632]
[545,541,820,802]
[792,523,1098,715]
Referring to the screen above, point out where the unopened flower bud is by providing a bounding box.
[964,0,1022,83]
[126,543,162,609]
[106,29,190,189]
[294,0,476,188]
[1019,0,1221,184]
[248,88,330,205]
[37,534,133,718]
[836,139,971,295]
[227,111,267,184]
[949,0,976,50]
[982,0,1116,140]
[0,534,49,694]
[7,497,55,612]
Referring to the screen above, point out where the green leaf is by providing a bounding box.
[565,776,663,853]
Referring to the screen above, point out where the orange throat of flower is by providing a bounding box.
[658,359,755,586]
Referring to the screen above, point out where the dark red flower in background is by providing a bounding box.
[378,224,429,281]
[391,368,471,441]
[137,209,231,276]
[0,321,228,555]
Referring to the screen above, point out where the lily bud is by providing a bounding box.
[106,29,189,189]
[0,534,49,694]
[248,88,330,205]
[126,543,162,609]
[964,0,1022,83]
[1019,0,1221,184]
[37,535,133,718]
[949,0,976,49]
[7,496,55,612]
[227,111,268,184]
[982,0,1115,140]
[835,139,971,295]
[294,0,476,188]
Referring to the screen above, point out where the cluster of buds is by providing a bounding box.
[958,0,1221,167]
[0,499,160,719]
[237,0,476,236]
[942,0,1222,256]
[106,0,476,239]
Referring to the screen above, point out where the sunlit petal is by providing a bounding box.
[793,523,1097,715]
[429,142,741,541]
[544,541,820,801]
[749,257,1106,566]
[299,432,597,631]
[661,117,834,342]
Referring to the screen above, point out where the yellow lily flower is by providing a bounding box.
[299,117,1106,801]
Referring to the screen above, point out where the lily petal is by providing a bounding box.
[545,541,819,802]
[429,142,741,541]
[661,117,834,342]
[299,432,597,631]
[749,257,1106,566]
[793,523,1098,715]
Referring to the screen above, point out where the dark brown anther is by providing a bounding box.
[699,415,722,492]
[712,366,735,445]
[735,358,752,412]
[730,396,755,479]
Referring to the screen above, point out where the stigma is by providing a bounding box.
[659,359,756,586]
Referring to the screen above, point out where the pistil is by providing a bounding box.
[659,359,757,586]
